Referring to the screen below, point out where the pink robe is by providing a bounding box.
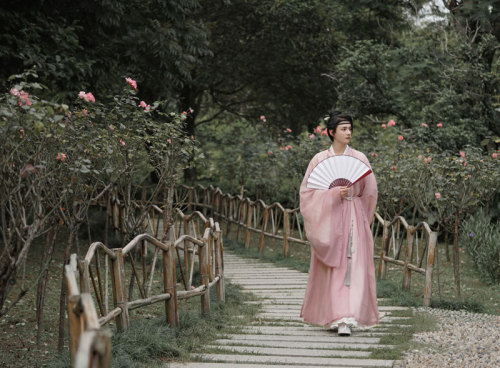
[300,145,379,327]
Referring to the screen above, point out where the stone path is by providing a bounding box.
[170,252,411,367]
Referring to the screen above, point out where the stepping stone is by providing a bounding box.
[192,353,394,367]
[205,345,372,358]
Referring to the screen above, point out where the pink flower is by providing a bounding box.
[78,91,95,103]
[370,152,378,157]
[182,111,187,115]
[189,108,194,114]
[82,109,88,115]
[459,151,465,158]
[309,134,315,139]
[10,88,19,96]
[120,139,125,146]
[398,135,404,141]
[260,115,266,122]
[391,165,397,171]
[467,174,471,179]
[191,135,194,140]
[19,129,25,138]
[167,139,172,144]
[286,128,292,133]
[321,128,328,136]
[315,126,322,134]
[421,123,428,128]
[418,155,423,159]
[125,77,137,90]
[435,192,441,199]
[424,157,432,163]
[387,120,396,127]
[109,125,115,130]
[381,124,386,129]
[56,153,67,161]
[285,145,292,150]
[437,123,443,128]
[492,153,498,159]
[11,89,32,106]
[268,151,273,155]
[138,101,147,108]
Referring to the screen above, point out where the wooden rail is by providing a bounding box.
[66,205,224,367]
[177,184,438,307]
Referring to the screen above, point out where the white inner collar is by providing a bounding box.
[329,145,349,156]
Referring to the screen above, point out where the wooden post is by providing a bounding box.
[110,249,129,331]
[283,210,290,258]
[226,199,232,235]
[78,259,91,294]
[236,200,244,241]
[65,262,81,364]
[215,228,225,302]
[208,233,215,281]
[377,222,390,279]
[258,208,269,252]
[244,202,252,249]
[402,228,415,291]
[163,243,178,326]
[199,237,211,315]
[424,232,438,307]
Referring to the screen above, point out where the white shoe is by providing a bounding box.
[338,323,351,336]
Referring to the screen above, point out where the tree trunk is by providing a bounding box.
[57,231,74,352]
[36,225,58,346]
[452,211,461,298]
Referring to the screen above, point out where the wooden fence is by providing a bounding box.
[65,204,224,367]
[177,184,438,307]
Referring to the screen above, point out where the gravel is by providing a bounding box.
[401,308,500,368]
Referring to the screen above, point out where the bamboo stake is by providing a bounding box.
[258,208,269,252]
[163,243,178,326]
[110,249,129,331]
[245,202,252,249]
[424,232,438,306]
[199,238,211,315]
[283,211,290,258]
[402,228,415,291]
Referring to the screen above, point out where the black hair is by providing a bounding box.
[326,111,353,142]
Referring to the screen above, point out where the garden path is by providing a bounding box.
[169,251,410,368]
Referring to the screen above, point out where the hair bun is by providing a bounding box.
[329,111,342,118]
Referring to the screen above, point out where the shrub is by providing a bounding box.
[460,209,500,285]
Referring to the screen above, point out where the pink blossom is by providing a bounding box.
[109,125,115,130]
[424,157,432,163]
[381,124,386,129]
[435,192,441,199]
[315,126,322,134]
[191,135,194,140]
[268,151,273,155]
[321,128,328,136]
[120,139,125,146]
[167,139,172,144]
[421,123,428,128]
[387,120,396,127]
[260,115,266,122]
[370,152,378,157]
[138,101,147,108]
[82,109,88,115]
[182,111,187,115]
[492,153,498,159]
[398,135,404,141]
[189,108,194,114]
[418,155,423,159]
[11,89,32,106]
[285,145,292,150]
[56,153,67,161]
[467,174,471,179]
[125,77,137,90]
[19,129,25,138]
[391,165,397,171]
[286,128,292,133]
[309,134,315,139]
[459,151,465,158]
[78,91,95,103]
[436,123,443,128]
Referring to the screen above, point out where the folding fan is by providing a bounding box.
[306,155,372,190]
